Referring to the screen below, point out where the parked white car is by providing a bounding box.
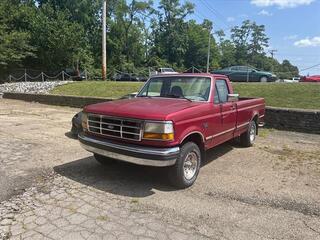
[277,77,300,83]
[150,68,178,76]
[283,77,300,83]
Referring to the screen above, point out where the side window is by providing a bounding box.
[215,80,229,103]
[238,66,247,71]
[231,66,239,71]
[214,87,220,104]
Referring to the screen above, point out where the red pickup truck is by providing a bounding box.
[79,74,265,188]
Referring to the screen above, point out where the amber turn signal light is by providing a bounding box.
[143,132,174,141]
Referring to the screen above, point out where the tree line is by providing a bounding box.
[0,0,299,80]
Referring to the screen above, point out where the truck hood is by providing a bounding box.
[84,97,201,120]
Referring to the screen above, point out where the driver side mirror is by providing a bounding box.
[228,93,239,102]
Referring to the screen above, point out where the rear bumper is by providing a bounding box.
[78,133,179,167]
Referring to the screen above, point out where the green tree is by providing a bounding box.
[276,60,299,79]
[0,0,35,75]
[30,4,93,71]
[0,1,300,80]
[231,20,252,65]
[36,0,102,69]
[215,30,236,68]
[230,20,269,66]
[249,23,269,56]
[108,0,152,72]
[150,0,194,68]
[184,20,219,70]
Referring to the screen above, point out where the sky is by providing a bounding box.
[178,0,320,75]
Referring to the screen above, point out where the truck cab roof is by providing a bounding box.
[150,73,228,79]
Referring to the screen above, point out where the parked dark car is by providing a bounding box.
[212,66,277,82]
[136,75,149,82]
[64,69,86,81]
[112,73,147,82]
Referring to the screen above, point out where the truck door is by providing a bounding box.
[214,79,237,143]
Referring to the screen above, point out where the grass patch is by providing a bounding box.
[51,81,320,109]
[258,128,274,138]
[130,198,139,204]
[232,83,320,110]
[96,215,109,221]
[51,81,142,99]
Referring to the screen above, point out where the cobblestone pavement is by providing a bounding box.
[0,175,210,240]
[1,99,320,240]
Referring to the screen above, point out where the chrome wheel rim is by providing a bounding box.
[250,123,256,143]
[183,151,198,180]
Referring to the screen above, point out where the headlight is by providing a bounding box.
[143,121,174,141]
[81,112,88,131]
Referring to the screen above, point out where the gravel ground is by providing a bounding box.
[0,99,320,240]
[0,81,71,95]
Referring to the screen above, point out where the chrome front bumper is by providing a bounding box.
[78,133,179,167]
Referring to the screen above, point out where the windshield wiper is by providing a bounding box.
[163,94,192,102]
[179,95,192,102]
[137,95,152,98]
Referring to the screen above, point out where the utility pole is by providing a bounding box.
[102,0,107,80]
[269,49,277,59]
[206,28,211,73]
[269,49,277,73]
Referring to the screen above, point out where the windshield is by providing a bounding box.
[137,76,211,101]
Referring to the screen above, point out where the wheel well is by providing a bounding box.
[181,133,205,158]
[252,115,259,134]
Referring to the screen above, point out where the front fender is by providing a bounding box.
[178,126,205,144]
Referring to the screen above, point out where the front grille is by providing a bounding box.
[87,114,142,141]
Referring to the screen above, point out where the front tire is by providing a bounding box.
[260,76,268,82]
[168,142,201,189]
[240,121,257,147]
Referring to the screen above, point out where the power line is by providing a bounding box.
[192,9,232,33]
[276,53,320,56]
[198,0,231,29]
[300,63,320,72]
[193,10,207,22]
[202,0,232,25]
[194,1,234,33]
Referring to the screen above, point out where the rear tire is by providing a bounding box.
[240,121,257,147]
[168,142,201,189]
[94,154,117,165]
